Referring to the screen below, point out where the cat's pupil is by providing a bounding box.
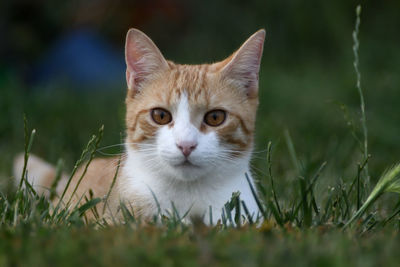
[212,113,217,121]
[151,108,172,125]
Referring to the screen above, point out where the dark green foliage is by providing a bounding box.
[1,2,400,266]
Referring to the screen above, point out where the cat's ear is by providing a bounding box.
[218,30,265,98]
[125,29,169,92]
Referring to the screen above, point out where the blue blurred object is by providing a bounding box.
[32,29,125,89]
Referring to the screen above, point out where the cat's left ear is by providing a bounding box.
[125,29,169,93]
[218,30,265,98]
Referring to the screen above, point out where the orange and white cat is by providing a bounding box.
[14,28,266,224]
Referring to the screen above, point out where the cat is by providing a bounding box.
[13,28,266,224]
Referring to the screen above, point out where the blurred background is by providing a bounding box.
[1,0,400,196]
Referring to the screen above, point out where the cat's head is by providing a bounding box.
[124,29,265,181]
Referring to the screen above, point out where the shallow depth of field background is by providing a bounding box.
[1,0,399,191]
[1,1,400,265]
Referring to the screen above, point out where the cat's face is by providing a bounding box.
[124,29,265,181]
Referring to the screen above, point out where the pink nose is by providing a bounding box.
[176,141,197,157]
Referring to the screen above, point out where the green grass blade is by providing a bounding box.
[102,155,121,214]
[18,116,36,190]
[266,141,282,217]
[66,125,104,207]
[344,164,400,229]
[245,173,266,219]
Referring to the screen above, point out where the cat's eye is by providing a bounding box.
[151,108,172,125]
[204,110,226,127]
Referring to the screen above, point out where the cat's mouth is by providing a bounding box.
[174,159,199,168]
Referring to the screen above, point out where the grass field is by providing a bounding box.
[1,6,400,266]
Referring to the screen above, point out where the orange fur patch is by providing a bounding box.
[125,63,258,155]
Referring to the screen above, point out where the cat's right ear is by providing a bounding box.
[215,30,265,99]
[125,29,169,93]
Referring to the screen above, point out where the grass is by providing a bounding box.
[1,5,400,266]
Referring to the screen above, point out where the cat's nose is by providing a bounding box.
[176,141,197,157]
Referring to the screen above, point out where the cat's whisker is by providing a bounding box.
[135,150,158,154]
[251,149,269,154]
[96,142,158,152]
[216,149,267,162]
[215,156,240,165]
[96,143,126,151]
[96,151,126,156]
[249,164,268,177]
[104,153,128,163]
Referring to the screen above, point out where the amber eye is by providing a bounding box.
[151,108,172,125]
[204,110,226,127]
